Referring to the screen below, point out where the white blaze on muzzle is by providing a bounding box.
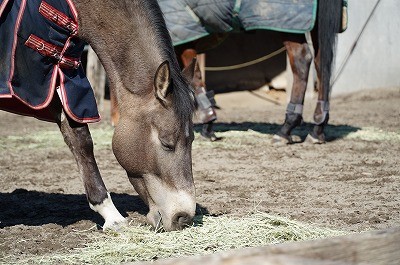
[142,173,196,230]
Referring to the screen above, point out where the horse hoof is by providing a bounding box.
[103,218,128,232]
[200,131,221,142]
[306,134,326,144]
[272,134,292,145]
[291,135,302,143]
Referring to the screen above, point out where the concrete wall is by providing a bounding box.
[332,0,400,95]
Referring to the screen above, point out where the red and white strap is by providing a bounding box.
[39,0,78,35]
[25,34,80,69]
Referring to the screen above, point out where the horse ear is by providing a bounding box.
[154,60,171,101]
[182,58,197,84]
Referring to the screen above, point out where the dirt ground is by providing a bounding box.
[0,87,399,262]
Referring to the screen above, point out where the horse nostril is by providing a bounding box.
[173,212,193,230]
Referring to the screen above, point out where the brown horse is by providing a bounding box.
[171,0,344,144]
[0,0,196,231]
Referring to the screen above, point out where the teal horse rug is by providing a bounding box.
[159,0,318,46]
[0,0,99,123]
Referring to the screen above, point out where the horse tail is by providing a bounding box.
[317,0,342,102]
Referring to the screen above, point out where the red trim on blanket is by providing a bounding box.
[25,34,81,69]
[2,0,98,123]
[0,0,10,17]
[39,0,78,35]
[4,8,60,109]
[6,65,59,110]
[64,0,78,22]
[0,97,56,122]
[56,28,100,123]
[7,0,27,95]
[58,68,101,123]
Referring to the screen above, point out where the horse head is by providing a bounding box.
[112,60,196,231]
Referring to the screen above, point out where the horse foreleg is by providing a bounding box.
[274,34,312,144]
[57,112,126,230]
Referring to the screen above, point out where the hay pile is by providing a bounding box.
[23,212,345,264]
[345,127,400,142]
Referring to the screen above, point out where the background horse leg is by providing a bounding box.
[56,109,126,230]
[274,33,312,144]
[307,28,328,143]
[306,0,342,144]
[179,49,219,141]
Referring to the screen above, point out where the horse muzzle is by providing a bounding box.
[130,173,196,231]
[148,209,194,231]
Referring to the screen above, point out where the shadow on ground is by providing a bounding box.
[194,122,360,142]
[0,189,211,229]
[0,189,147,228]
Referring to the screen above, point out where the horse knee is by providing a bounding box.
[288,43,313,79]
[298,45,313,78]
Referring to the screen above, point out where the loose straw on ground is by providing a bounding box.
[19,212,346,265]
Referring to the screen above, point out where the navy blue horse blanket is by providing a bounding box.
[0,0,99,123]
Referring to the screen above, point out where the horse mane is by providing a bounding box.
[170,66,196,128]
[143,0,195,126]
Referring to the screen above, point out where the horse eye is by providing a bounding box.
[160,140,175,152]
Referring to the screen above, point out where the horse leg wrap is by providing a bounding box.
[308,112,329,143]
[206,90,217,108]
[276,103,304,142]
[307,101,330,143]
[195,87,217,124]
[201,122,219,141]
[313,100,329,125]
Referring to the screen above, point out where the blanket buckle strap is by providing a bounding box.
[25,34,81,69]
[39,0,78,35]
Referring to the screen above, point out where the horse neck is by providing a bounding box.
[73,0,175,100]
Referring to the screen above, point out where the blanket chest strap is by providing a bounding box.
[25,34,81,69]
[39,0,78,35]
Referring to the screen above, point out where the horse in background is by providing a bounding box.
[110,0,344,144]
[0,0,196,231]
[170,0,345,144]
